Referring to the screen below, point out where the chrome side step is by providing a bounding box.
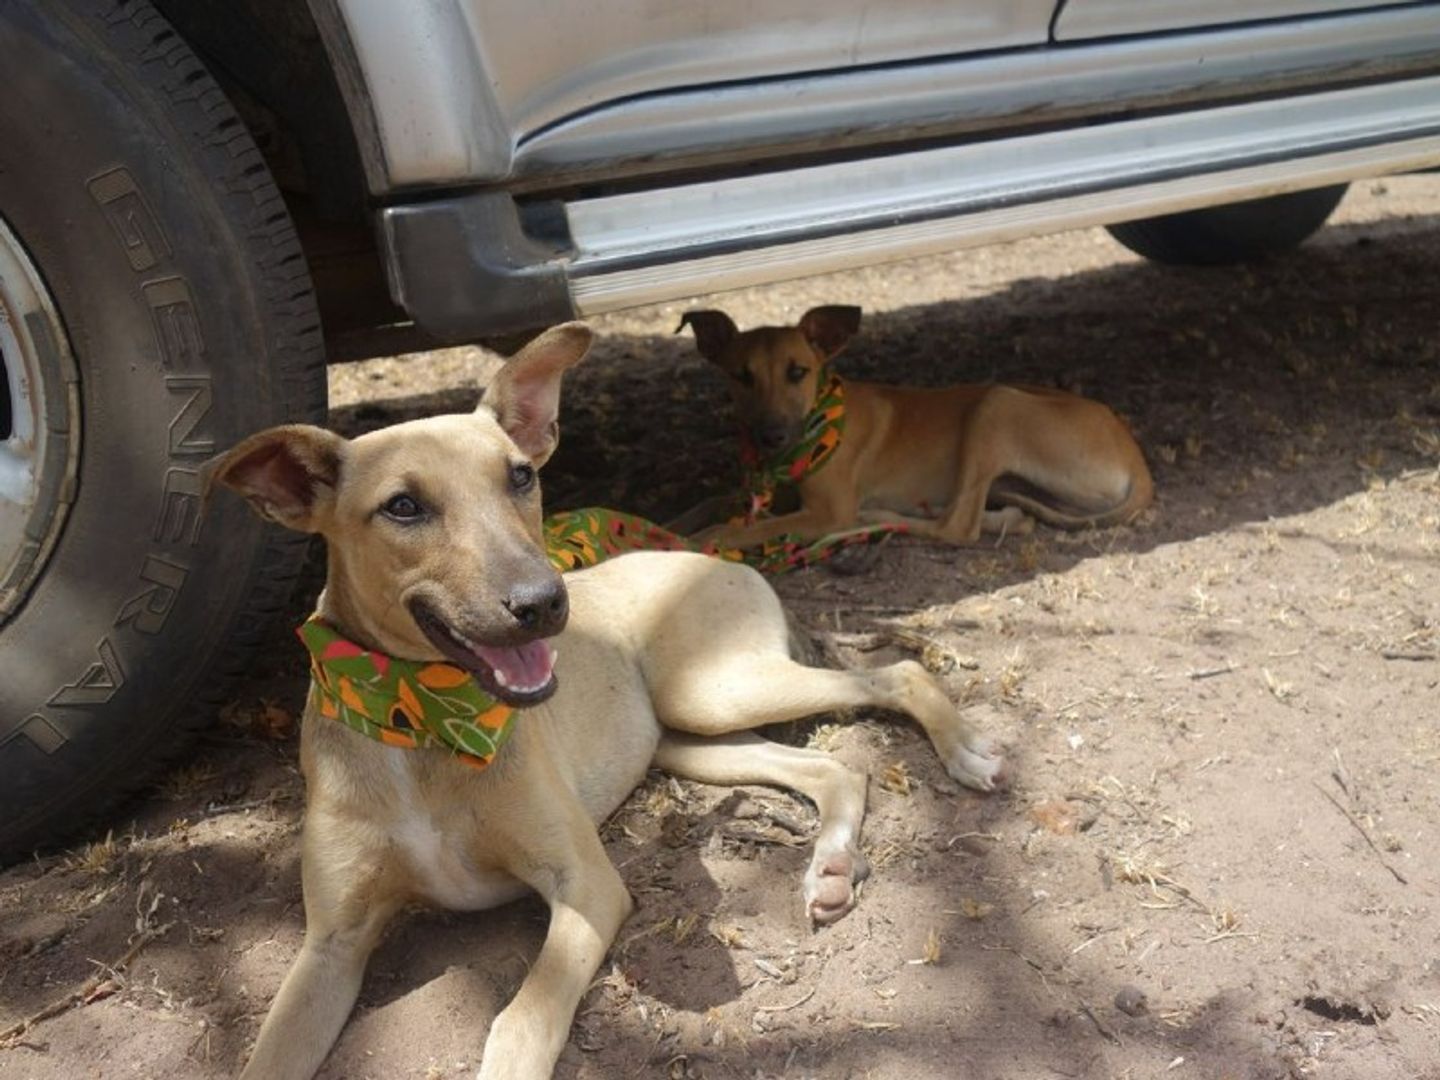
[563,75,1440,314]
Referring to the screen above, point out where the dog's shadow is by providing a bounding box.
[331,780,767,1027]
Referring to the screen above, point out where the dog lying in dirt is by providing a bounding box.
[208,324,1005,1080]
[678,305,1153,550]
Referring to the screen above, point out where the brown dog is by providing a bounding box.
[209,324,1004,1080]
[679,306,1153,550]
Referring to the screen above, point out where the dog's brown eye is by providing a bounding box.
[381,493,424,521]
[736,368,754,387]
[509,463,536,494]
[786,364,808,384]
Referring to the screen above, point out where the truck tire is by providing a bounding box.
[1106,185,1348,266]
[0,0,326,861]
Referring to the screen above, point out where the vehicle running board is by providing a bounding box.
[564,74,1440,311]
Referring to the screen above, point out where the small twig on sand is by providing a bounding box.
[1056,692,1105,714]
[1070,927,1118,955]
[1380,650,1435,662]
[1079,1001,1122,1044]
[1330,747,1352,798]
[1151,880,1210,914]
[1188,663,1239,680]
[199,796,277,818]
[1313,781,1408,885]
[1156,662,1238,681]
[792,600,917,614]
[755,986,818,1014]
[945,831,1002,850]
[828,631,889,652]
[0,926,168,1049]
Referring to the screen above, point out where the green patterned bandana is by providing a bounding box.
[739,371,848,519]
[298,617,517,770]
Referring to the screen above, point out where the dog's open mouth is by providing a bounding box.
[409,602,558,707]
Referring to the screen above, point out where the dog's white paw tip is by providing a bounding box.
[803,847,869,926]
[988,754,1012,789]
[948,742,1008,793]
[806,883,855,925]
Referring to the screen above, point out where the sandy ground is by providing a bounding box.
[2,177,1439,1080]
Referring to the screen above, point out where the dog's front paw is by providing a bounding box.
[948,737,1007,792]
[803,841,871,925]
[942,708,1009,792]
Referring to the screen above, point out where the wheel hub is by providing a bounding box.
[0,213,80,625]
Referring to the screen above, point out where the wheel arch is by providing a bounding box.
[150,0,425,361]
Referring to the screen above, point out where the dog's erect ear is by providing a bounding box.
[205,424,345,532]
[676,310,739,364]
[797,305,862,361]
[481,322,593,466]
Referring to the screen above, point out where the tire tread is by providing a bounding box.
[1,0,326,860]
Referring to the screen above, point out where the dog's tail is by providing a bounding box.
[784,609,846,669]
[991,464,1154,530]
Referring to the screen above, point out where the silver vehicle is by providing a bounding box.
[3,0,1438,857]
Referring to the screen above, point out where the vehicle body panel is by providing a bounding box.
[336,0,1053,188]
[465,0,1055,134]
[332,1,1440,193]
[560,77,1440,313]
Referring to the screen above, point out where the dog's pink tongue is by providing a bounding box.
[475,639,555,693]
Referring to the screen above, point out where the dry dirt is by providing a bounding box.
[3,178,1439,1080]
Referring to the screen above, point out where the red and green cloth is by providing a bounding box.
[300,372,901,767]
[739,372,849,523]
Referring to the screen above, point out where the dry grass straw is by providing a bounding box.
[905,928,943,966]
[62,830,124,878]
[879,761,913,795]
[155,760,219,801]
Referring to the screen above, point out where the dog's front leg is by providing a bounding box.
[693,476,860,550]
[241,815,406,1080]
[477,820,632,1080]
[665,491,741,536]
[696,492,858,550]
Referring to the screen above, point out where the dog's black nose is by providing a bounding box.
[756,422,791,452]
[503,577,569,635]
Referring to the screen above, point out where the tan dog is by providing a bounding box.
[679,306,1153,550]
[209,324,1004,1080]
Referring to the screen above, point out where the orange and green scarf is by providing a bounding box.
[738,372,848,521]
[296,516,683,770]
[299,617,517,769]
